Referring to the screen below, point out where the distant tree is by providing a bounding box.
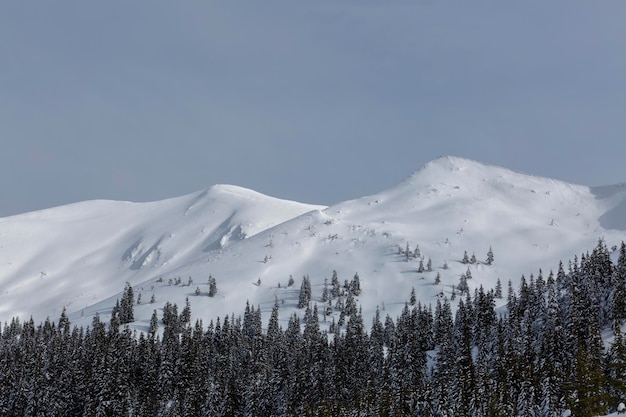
[486,246,494,265]
[208,275,218,297]
[418,259,425,273]
[458,273,469,295]
[410,287,417,306]
[462,251,470,264]
[322,278,329,302]
[435,272,441,285]
[161,301,179,333]
[298,275,312,309]
[58,306,70,334]
[288,275,295,287]
[148,310,159,338]
[470,252,477,264]
[180,297,191,325]
[427,258,433,272]
[119,282,134,324]
[494,278,502,298]
[443,260,449,270]
[331,270,340,298]
[350,273,362,296]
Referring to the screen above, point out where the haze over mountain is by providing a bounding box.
[1,156,626,331]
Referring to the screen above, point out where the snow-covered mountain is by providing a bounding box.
[1,156,626,331]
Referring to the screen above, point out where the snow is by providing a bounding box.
[1,156,626,333]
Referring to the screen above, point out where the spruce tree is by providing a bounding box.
[486,246,494,265]
[297,275,311,309]
[120,282,134,324]
[462,251,470,264]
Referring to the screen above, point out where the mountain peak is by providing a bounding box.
[417,156,503,178]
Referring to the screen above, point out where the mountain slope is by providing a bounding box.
[1,156,626,332]
[0,185,324,322]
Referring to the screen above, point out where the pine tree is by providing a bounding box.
[322,277,329,302]
[350,273,362,296]
[149,310,159,338]
[120,282,134,324]
[486,246,494,265]
[58,306,70,335]
[180,297,191,325]
[208,275,218,297]
[458,272,469,295]
[413,244,421,259]
[331,270,340,298]
[494,278,503,298]
[297,275,311,309]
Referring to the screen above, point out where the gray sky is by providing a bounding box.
[1,1,625,216]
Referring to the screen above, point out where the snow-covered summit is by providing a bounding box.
[1,157,625,331]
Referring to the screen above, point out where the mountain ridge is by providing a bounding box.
[1,156,625,331]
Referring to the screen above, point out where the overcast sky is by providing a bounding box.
[1,1,625,216]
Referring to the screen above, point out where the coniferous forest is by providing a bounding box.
[2,241,626,416]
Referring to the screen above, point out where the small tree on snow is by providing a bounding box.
[331,270,341,298]
[208,276,218,297]
[413,244,421,259]
[486,246,494,265]
[322,278,329,302]
[297,275,312,309]
[349,273,361,296]
[458,273,469,295]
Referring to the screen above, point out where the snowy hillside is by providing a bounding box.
[1,156,626,332]
[0,185,324,323]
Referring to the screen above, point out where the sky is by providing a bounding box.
[1,1,625,217]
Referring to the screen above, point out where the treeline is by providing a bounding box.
[1,241,626,416]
